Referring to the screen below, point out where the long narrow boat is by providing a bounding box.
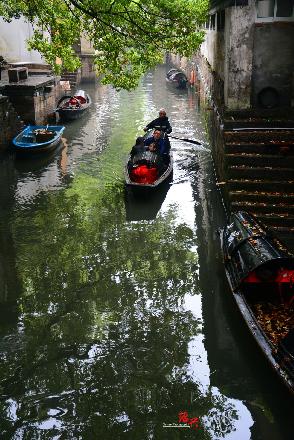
[56,90,91,121]
[12,125,65,155]
[125,150,173,192]
[222,211,294,394]
[166,68,188,89]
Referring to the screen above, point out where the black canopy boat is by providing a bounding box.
[166,68,188,89]
[125,150,173,192]
[56,90,91,121]
[125,132,173,192]
[221,211,294,394]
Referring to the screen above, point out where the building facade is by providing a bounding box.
[202,0,294,111]
[169,0,294,246]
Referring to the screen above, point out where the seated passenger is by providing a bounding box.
[144,129,171,157]
[143,109,172,134]
[130,136,146,157]
[148,142,156,153]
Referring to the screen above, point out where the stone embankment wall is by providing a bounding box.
[0,73,66,150]
[80,54,96,82]
[168,49,294,245]
[0,96,23,151]
[167,51,227,188]
[5,82,63,126]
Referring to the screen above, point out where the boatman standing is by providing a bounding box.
[143,109,172,134]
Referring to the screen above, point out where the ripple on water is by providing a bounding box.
[0,66,291,440]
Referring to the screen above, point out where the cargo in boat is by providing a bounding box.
[221,211,294,394]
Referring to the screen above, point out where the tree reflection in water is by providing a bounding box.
[0,165,242,437]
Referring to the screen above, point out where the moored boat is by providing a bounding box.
[12,125,65,155]
[222,211,294,394]
[56,90,91,121]
[166,68,188,89]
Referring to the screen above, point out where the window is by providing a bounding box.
[210,14,216,30]
[217,10,225,31]
[276,0,293,16]
[256,0,294,20]
[257,0,274,17]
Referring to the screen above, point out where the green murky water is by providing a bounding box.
[0,66,292,439]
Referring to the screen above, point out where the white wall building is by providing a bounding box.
[0,17,43,63]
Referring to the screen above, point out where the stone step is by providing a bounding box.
[231,201,294,215]
[224,120,294,130]
[270,226,294,234]
[229,190,294,204]
[247,212,294,228]
[225,141,294,154]
[61,72,78,78]
[224,108,294,121]
[272,231,294,253]
[228,165,294,180]
[227,179,294,192]
[224,130,294,143]
[225,153,294,167]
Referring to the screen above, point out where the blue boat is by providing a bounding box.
[12,125,65,154]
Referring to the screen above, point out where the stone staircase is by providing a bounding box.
[223,110,294,249]
[60,69,81,90]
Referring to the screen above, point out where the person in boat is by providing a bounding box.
[143,109,172,134]
[144,129,171,166]
[130,136,146,157]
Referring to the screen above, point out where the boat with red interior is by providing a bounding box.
[124,140,173,192]
[222,211,294,394]
[56,90,91,121]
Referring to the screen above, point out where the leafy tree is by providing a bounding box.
[0,0,208,89]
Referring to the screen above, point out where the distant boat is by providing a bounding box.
[12,125,65,154]
[221,211,294,395]
[56,90,91,121]
[166,68,188,89]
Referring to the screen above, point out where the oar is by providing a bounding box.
[169,135,202,145]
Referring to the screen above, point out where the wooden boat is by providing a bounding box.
[166,68,179,78]
[221,211,294,394]
[125,150,173,192]
[166,68,188,89]
[56,90,91,121]
[12,125,65,154]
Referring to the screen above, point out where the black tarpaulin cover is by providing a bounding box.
[223,211,294,291]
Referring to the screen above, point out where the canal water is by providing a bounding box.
[0,65,292,439]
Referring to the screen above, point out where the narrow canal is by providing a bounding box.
[0,66,292,439]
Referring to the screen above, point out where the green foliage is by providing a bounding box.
[0,0,208,89]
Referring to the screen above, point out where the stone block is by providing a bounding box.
[8,67,28,83]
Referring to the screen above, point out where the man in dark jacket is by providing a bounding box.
[143,109,172,134]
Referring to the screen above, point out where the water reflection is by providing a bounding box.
[14,142,66,174]
[0,66,292,439]
[124,180,172,221]
[0,189,203,438]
